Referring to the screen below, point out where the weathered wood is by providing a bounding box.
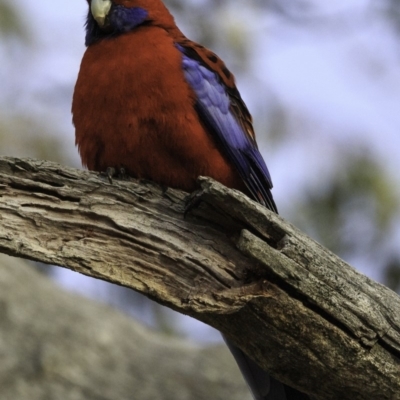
[0,156,399,400]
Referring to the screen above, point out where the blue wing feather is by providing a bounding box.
[179,47,277,212]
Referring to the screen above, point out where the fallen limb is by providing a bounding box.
[0,253,250,400]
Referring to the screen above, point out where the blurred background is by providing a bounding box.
[1,0,400,342]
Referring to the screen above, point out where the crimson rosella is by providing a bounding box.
[72,1,309,399]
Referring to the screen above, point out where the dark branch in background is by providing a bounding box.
[0,156,399,400]
[0,253,251,400]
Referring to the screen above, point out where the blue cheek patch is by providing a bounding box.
[85,6,148,45]
[109,6,148,33]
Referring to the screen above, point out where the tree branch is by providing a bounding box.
[0,156,399,400]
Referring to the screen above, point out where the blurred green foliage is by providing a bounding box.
[293,150,399,257]
[0,0,69,165]
[0,114,69,162]
[0,0,28,41]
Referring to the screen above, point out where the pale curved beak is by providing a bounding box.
[91,0,112,27]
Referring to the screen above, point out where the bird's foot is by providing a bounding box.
[100,167,127,184]
[184,190,204,218]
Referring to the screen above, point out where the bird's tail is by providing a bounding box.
[223,336,310,400]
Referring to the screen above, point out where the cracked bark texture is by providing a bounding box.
[0,156,399,400]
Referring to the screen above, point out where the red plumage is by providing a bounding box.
[73,0,247,194]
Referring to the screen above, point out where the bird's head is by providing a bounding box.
[85,0,176,45]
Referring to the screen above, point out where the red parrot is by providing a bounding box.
[72,1,308,399]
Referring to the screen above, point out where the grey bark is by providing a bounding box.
[0,156,399,400]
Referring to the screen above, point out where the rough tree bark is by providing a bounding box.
[0,156,399,400]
